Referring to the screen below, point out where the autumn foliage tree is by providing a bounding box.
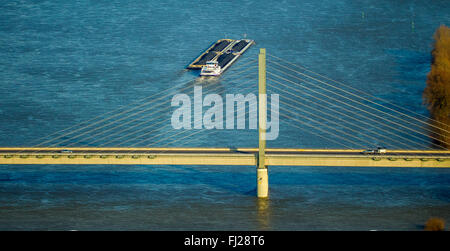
[423,25,450,149]
[424,217,445,231]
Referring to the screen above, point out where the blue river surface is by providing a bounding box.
[0,0,449,230]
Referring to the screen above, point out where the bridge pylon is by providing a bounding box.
[257,48,269,198]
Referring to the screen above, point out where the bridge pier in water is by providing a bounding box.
[257,48,269,198]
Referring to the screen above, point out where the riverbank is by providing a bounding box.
[423,25,450,149]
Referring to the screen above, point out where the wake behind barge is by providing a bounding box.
[187,39,254,76]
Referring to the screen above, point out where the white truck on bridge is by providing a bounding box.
[362,147,387,154]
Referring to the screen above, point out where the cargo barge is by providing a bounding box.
[187,39,254,76]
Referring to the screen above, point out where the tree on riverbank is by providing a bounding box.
[423,25,450,149]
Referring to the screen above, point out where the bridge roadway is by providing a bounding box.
[0,147,449,168]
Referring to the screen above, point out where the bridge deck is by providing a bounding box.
[0,148,449,168]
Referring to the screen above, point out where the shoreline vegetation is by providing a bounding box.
[423,25,450,149]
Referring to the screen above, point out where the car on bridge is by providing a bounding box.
[60,149,73,153]
[362,147,386,154]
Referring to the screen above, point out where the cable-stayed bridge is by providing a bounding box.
[1,49,449,197]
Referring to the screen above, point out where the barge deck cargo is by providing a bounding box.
[187,39,254,76]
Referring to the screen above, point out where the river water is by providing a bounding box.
[0,0,449,230]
